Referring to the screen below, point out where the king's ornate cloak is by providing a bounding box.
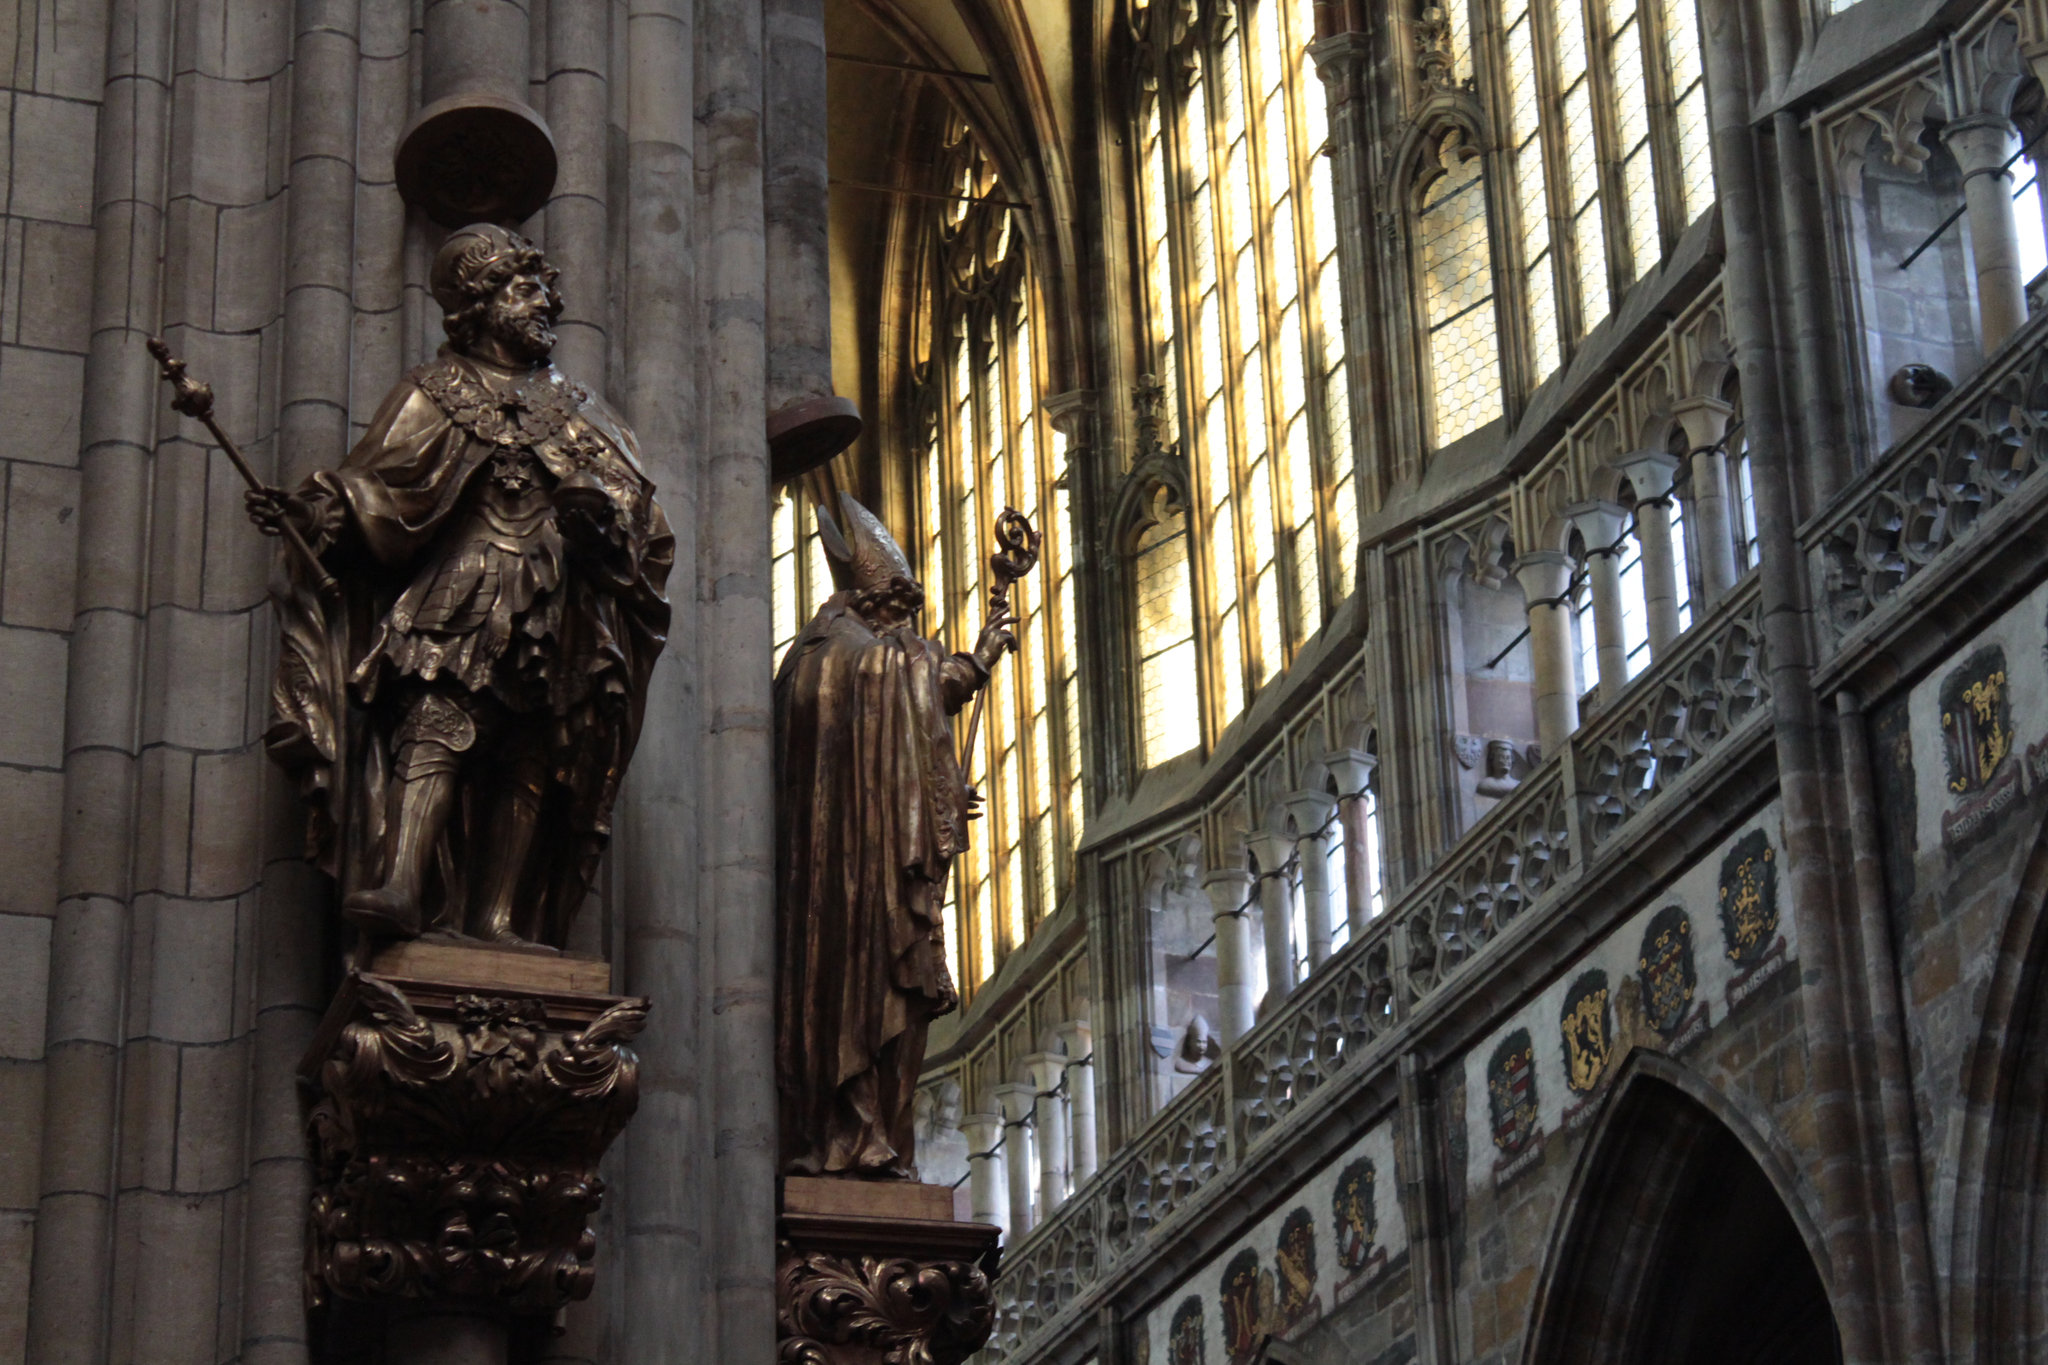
[267,348,673,944]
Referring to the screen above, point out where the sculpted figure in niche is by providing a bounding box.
[247,223,673,949]
[1474,738,1525,799]
[774,493,1014,1177]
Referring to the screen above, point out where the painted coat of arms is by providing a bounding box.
[1558,969,1614,1130]
[1169,1296,1205,1365]
[1488,1028,1542,1183]
[1721,828,1787,1013]
[1272,1207,1322,1334]
[1331,1157,1388,1303]
[1219,1247,1273,1365]
[1637,904,1706,1049]
[1941,645,2023,849]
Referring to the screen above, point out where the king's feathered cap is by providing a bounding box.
[816,492,915,593]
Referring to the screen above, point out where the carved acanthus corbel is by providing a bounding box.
[302,972,647,1313]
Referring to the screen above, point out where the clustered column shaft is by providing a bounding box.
[1515,551,1580,754]
[1205,868,1257,1045]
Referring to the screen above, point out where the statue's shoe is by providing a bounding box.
[343,887,422,939]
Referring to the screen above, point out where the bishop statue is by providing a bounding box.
[774,494,1016,1178]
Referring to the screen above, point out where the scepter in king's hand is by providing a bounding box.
[958,506,1042,771]
[146,336,339,600]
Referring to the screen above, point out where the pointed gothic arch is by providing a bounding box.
[1523,1055,1840,1365]
[1946,807,2048,1361]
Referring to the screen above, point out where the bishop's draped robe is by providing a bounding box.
[774,594,984,1177]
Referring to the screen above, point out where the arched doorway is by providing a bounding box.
[1524,1063,1840,1365]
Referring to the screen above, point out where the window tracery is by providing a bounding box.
[1129,0,1360,757]
[905,120,1085,997]
[1406,0,1719,433]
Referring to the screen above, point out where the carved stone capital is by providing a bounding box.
[299,963,647,1313]
[776,1188,999,1365]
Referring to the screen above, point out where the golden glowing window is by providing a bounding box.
[1486,0,1719,374]
[769,485,832,673]
[1131,484,1200,765]
[1128,0,1360,762]
[1418,129,1504,444]
[907,123,1084,999]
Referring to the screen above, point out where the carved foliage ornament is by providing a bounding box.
[776,1246,995,1365]
[304,976,646,1312]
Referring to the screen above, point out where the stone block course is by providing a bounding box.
[145,895,240,1045]
[0,345,84,465]
[2,459,78,629]
[0,1209,31,1365]
[0,622,65,767]
[8,92,96,225]
[0,912,50,1059]
[0,1058,46,1208]
[187,749,263,901]
[0,764,60,918]
[173,1035,251,1193]
[12,218,89,351]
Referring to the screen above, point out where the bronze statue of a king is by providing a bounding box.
[774,493,1013,1178]
[248,223,673,949]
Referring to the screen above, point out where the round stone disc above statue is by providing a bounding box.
[397,93,559,228]
[769,395,864,485]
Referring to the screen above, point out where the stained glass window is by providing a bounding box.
[1133,486,1201,763]
[769,486,831,672]
[1127,0,1360,761]
[1460,0,1720,415]
[1418,129,1505,444]
[902,121,1084,997]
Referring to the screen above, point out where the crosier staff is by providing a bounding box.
[933,505,1039,982]
[957,505,1041,769]
[145,336,339,599]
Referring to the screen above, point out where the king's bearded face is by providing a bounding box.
[485,268,561,363]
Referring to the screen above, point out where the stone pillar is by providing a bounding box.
[1515,551,1580,754]
[1672,396,1738,604]
[1947,116,2031,352]
[1205,868,1257,1045]
[544,0,612,386]
[764,0,831,410]
[1285,791,1340,966]
[620,6,704,1364]
[698,0,780,1349]
[27,5,173,1357]
[1324,749,1380,935]
[1619,453,1683,656]
[1566,502,1629,701]
[1253,829,1299,1005]
[994,1082,1038,1238]
[1055,1022,1098,1182]
[1023,1053,1070,1220]
[962,1113,1007,1232]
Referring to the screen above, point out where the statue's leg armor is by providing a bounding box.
[468,732,547,946]
[342,691,472,939]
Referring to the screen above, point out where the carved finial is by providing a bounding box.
[1133,372,1168,454]
[1416,4,1456,90]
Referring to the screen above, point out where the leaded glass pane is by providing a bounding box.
[1419,138,1504,443]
